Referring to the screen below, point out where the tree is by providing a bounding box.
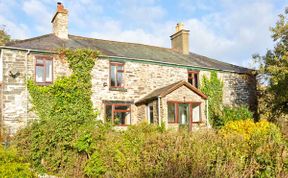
[0,26,10,45]
[254,7,288,122]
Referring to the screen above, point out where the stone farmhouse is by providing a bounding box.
[0,3,256,134]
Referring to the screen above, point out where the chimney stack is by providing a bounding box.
[170,23,190,55]
[51,2,68,39]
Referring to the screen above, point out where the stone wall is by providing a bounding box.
[0,50,257,133]
[91,59,188,123]
[219,72,257,109]
[1,49,71,134]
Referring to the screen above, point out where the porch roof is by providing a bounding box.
[135,80,208,105]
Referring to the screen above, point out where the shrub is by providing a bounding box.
[219,119,286,177]
[79,122,288,178]
[220,106,254,126]
[0,145,35,177]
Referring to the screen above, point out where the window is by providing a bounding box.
[110,62,124,88]
[147,103,154,124]
[35,57,53,84]
[167,102,202,124]
[192,104,201,122]
[105,104,131,125]
[168,103,176,123]
[188,70,199,88]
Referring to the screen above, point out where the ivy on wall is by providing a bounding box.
[200,71,224,128]
[16,49,100,175]
[201,72,253,128]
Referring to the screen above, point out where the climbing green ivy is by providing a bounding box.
[200,71,224,128]
[16,49,100,175]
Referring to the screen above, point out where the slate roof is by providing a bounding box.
[135,80,208,105]
[5,33,252,74]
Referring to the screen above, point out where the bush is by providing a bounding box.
[78,122,287,177]
[0,145,35,177]
[219,119,286,177]
[219,106,254,127]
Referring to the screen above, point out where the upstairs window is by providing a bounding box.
[110,62,124,88]
[105,104,131,126]
[35,57,53,84]
[188,70,199,88]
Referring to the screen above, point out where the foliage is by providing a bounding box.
[200,71,224,128]
[79,122,287,177]
[220,106,253,126]
[219,119,286,177]
[254,7,288,122]
[0,26,10,46]
[0,145,35,177]
[15,49,100,176]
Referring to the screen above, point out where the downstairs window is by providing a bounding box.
[105,104,131,125]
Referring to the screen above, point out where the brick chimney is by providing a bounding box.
[170,23,190,55]
[51,2,68,39]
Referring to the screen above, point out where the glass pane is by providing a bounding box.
[114,111,130,125]
[115,105,129,111]
[117,65,124,71]
[194,74,198,88]
[117,72,123,87]
[179,104,189,125]
[149,105,153,123]
[188,73,192,78]
[36,59,44,65]
[110,65,116,86]
[193,105,201,122]
[188,78,193,85]
[168,103,176,123]
[36,66,44,82]
[46,60,53,82]
[105,105,112,123]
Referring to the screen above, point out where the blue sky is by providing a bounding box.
[0,0,286,67]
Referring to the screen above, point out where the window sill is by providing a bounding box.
[109,87,127,92]
[36,82,53,86]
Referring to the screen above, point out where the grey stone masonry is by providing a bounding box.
[0,49,71,134]
[0,50,257,134]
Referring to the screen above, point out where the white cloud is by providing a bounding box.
[21,0,54,35]
[181,1,279,66]
[0,0,283,67]
[0,0,30,39]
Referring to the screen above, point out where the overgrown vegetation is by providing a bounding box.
[200,71,224,127]
[0,145,35,177]
[15,49,100,176]
[221,106,253,126]
[74,121,286,177]
[200,72,253,128]
[254,7,288,125]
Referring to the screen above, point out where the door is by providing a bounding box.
[178,103,190,125]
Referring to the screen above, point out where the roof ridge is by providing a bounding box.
[69,34,174,52]
[190,52,250,70]
[6,34,54,46]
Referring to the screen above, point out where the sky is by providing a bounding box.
[0,0,286,67]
